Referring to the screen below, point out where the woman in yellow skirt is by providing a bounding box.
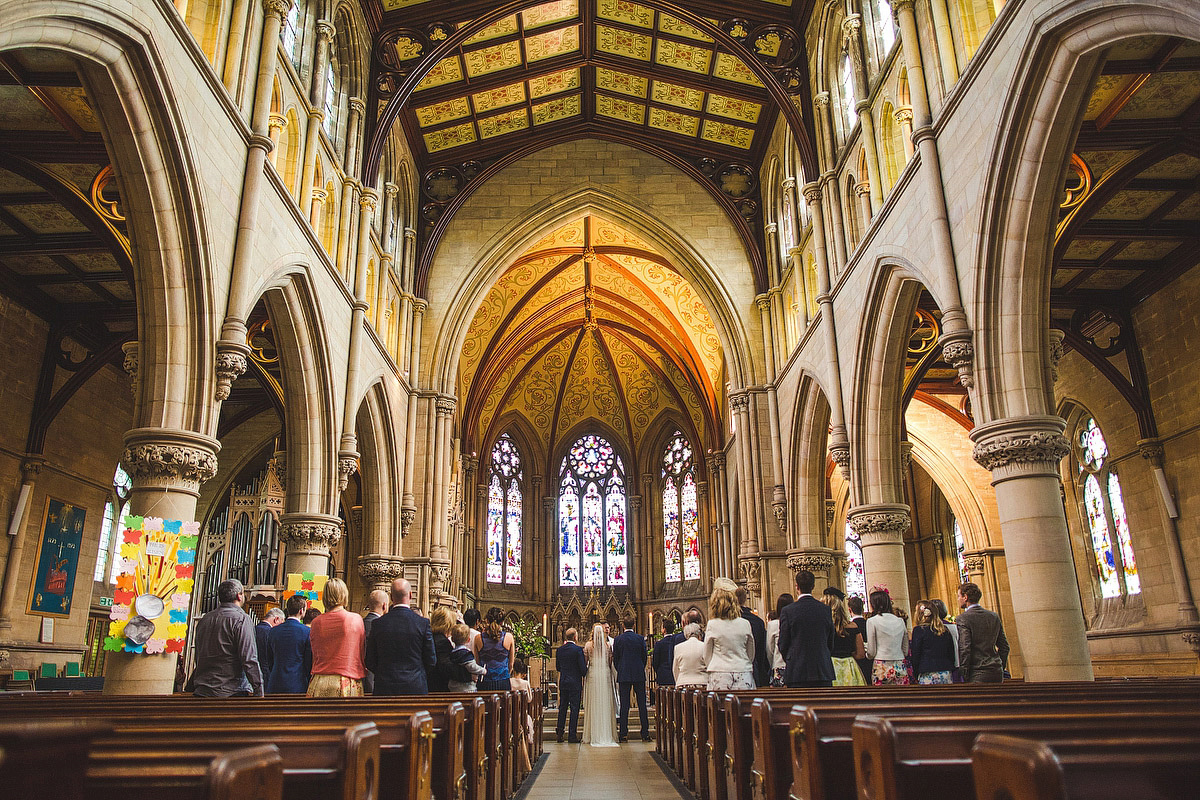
[821,587,867,686]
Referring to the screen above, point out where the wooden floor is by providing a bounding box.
[522,741,683,800]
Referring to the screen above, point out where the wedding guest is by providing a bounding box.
[865,588,909,685]
[307,578,367,696]
[303,607,322,625]
[956,582,1010,683]
[930,597,961,678]
[821,587,866,686]
[777,570,835,688]
[366,578,435,695]
[474,607,516,690]
[362,589,388,694]
[265,594,311,694]
[910,599,956,684]
[613,616,650,742]
[192,579,263,697]
[427,607,473,692]
[847,595,872,681]
[511,660,535,771]
[463,608,482,647]
[651,617,681,689]
[704,578,755,690]
[448,623,487,691]
[735,585,770,687]
[255,607,284,677]
[765,593,793,687]
[672,622,707,688]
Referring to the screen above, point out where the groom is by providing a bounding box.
[555,628,587,743]
[613,616,650,742]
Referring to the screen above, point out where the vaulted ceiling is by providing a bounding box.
[459,215,722,463]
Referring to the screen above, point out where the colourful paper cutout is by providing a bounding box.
[120,542,140,559]
[118,557,138,574]
[113,589,135,604]
[109,604,130,621]
[302,571,314,581]
[143,517,164,532]
[177,550,195,565]
[164,519,182,534]
[176,578,194,593]
[301,580,314,590]
[115,574,135,590]
[108,620,128,638]
[145,638,167,654]
[175,564,194,579]
[167,622,187,639]
[169,609,188,624]
[103,636,124,651]
[165,638,185,653]
[171,592,190,609]
[123,642,145,653]
[122,528,142,543]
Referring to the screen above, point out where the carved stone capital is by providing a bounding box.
[359,188,379,213]
[436,396,457,416]
[121,428,220,492]
[337,453,359,492]
[629,494,642,512]
[829,442,851,480]
[21,457,45,480]
[349,505,363,529]
[215,344,250,401]
[894,107,914,125]
[802,181,822,205]
[814,91,830,109]
[268,113,288,136]
[847,504,911,545]
[842,14,862,43]
[315,19,336,42]
[262,0,293,23]
[400,507,416,538]
[738,559,761,593]
[892,0,917,21]
[940,334,975,390]
[772,500,788,534]
[710,452,726,471]
[543,497,556,513]
[279,513,343,556]
[310,188,328,204]
[412,299,428,315]
[899,440,914,471]
[755,293,772,313]
[963,553,987,574]
[358,554,404,588]
[787,552,835,575]
[971,416,1071,480]
[1181,629,1200,656]
[348,97,366,116]
[1137,438,1165,467]
[428,562,452,593]
[729,392,750,413]
[121,340,139,394]
[1048,328,1066,385]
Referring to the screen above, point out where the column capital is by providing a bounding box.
[629,494,642,511]
[384,181,400,198]
[892,0,917,20]
[1048,328,1066,384]
[842,13,862,40]
[940,331,976,390]
[754,293,772,312]
[738,558,761,593]
[814,91,830,108]
[781,177,797,191]
[315,18,336,41]
[828,441,850,480]
[348,96,366,116]
[436,396,457,415]
[358,554,404,587]
[214,341,250,401]
[786,550,836,575]
[543,496,556,513]
[262,0,293,23]
[801,181,822,204]
[763,222,778,236]
[729,391,750,412]
[412,298,428,315]
[310,187,328,203]
[359,187,379,212]
[971,415,1070,480]
[121,340,139,394]
[1137,437,1165,467]
[121,427,220,493]
[279,512,343,556]
[846,503,911,545]
[337,452,359,492]
[894,106,914,125]
[709,451,726,471]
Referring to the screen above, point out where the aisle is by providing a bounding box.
[520,741,687,800]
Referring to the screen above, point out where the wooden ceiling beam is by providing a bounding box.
[1074,220,1197,240]
[1102,56,1200,75]
[1074,120,1189,150]
[0,231,109,255]
[0,131,108,162]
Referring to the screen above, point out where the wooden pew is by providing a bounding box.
[85,744,284,800]
[852,711,1200,800]
[0,719,113,800]
[971,733,1200,800]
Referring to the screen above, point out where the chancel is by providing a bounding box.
[1,0,1199,796]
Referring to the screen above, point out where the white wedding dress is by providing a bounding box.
[581,624,618,747]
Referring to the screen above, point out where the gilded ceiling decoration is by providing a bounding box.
[458,215,723,461]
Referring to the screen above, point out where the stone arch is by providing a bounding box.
[353,380,401,557]
[789,372,834,551]
[974,0,1200,426]
[0,8,218,436]
[427,181,760,403]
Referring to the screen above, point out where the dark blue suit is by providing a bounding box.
[265,618,312,694]
[612,629,649,740]
[651,632,682,687]
[555,640,588,741]
[365,605,437,695]
[255,621,273,675]
[777,595,835,687]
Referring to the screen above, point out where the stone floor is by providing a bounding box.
[521,741,685,800]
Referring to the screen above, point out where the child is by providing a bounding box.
[511,660,534,770]
[448,623,487,691]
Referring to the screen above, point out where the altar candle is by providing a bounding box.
[542,613,548,637]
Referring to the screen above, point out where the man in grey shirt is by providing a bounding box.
[191,578,264,696]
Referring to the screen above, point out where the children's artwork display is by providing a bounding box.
[284,572,328,612]
[28,497,86,617]
[106,517,199,655]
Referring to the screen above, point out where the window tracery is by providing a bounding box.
[953,517,968,586]
[559,434,627,587]
[486,433,523,585]
[844,522,866,600]
[1075,416,1140,598]
[281,1,304,72]
[662,431,700,583]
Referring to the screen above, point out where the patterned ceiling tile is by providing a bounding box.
[712,53,764,87]
[597,68,649,99]
[415,57,465,91]
[381,0,433,10]
[650,80,703,111]
[530,67,582,98]
[414,97,472,128]
[0,254,61,275]
[525,25,580,63]
[655,39,713,75]
[1063,239,1117,260]
[1094,190,1175,220]
[46,88,101,133]
[701,119,755,149]
[478,108,530,140]
[45,163,102,195]
[0,167,41,193]
[1111,240,1180,261]
[1083,74,1127,122]
[648,107,700,137]
[658,13,712,42]
[423,121,477,153]
[1106,36,1165,61]
[596,0,654,28]
[472,82,527,114]
[1078,270,1138,291]
[1116,71,1200,120]
[1078,149,1139,181]
[462,16,519,46]
[595,25,653,61]
[7,203,89,235]
[464,41,523,78]
[1164,192,1200,220]
[522,0,579,30]
[596,94,646,125]
[67,251,120,273]
[761,0,793,5]
[1139,152,1200,180]
[500,335,576,441]
[1052,267,1082,289]
[706,94,762,123]
[532,94,582,125]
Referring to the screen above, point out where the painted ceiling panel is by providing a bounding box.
[471,83,527,114]
[478,107,530,139]
[415,96,472,127]
[463,41,524,78]
[712,52,765,87]
[596,94,646,124]
[654,39,713,75]
[522,0,580,30]
[525,25,581,63]
[555,330,627,441]
[658,14,713,42]
[596,0,654,28]
[533,94,583,125]
[530,67,582,98]
[648,107,700,138]
[651,80,704,111]
[498,334,577,442]
[462,16,519,46]
[701,118,755,149]
[596,68,649,99]
[415,57,465,90]
[706,94,762,123]
[595,25,654,61]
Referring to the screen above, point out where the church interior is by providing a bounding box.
[0,0,1198,707]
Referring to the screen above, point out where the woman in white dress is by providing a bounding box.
[581,623,618,747]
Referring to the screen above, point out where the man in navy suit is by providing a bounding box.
[555,628,588,743]
[736,586,771,687]
[777,570,835,688]
[612,616,650,742]
[265,594,312,693]
[255,607,284,676]
[365,578,436,695]
[650,617,681,690]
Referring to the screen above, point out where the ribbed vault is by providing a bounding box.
[459,214,723,463]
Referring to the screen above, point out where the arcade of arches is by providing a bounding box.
[0,0,1198,693]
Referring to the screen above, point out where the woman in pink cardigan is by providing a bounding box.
[306,578,366,697]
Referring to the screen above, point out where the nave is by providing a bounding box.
[521,741,679,800]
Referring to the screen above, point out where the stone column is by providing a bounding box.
[357,554,403,594]
[336,188,378,495]
[299,19,335,218]
[529,473,541,599]
[895,107,914,160]
[738,557,762,609]
[847,504,912,616]
[629,493,644,598]
[335,98,366,273]
[400,301,426,536]
[730,392,758,558]
[927,0,960,89]
[811,92,848,271]
[971,415,1093,681]
[786,551,837,589]
[544,496,557,600]
[267,113,287,165]
[756,294,788,539]
[103,428,220,695]
[0,458,46,633]
[280,512,342,577]
[709,453,729,577]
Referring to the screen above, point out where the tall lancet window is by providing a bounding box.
[559,434,627,587]
[841,52,858,133]
[486,433,523,584]
[844,522,866,600]
[662,431,700,582]
[1076,416,1139,598]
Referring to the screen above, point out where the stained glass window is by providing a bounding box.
[559,434,627,587]
[876,0,896,55]
[841,52,857,132]
[662,431,700,582]
[486,434,522,584]
[953,517,968,586]
[95,465,132,583]
[844,522,866,600]
[1075,416,1139,598]
[322,61,338,138]
[281,3,302,70]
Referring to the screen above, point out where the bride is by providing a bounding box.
[581,623,618,746]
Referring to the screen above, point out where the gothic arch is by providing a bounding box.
[973,0,1200,425]
[789,373,834,549]
[354,380,401,556]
